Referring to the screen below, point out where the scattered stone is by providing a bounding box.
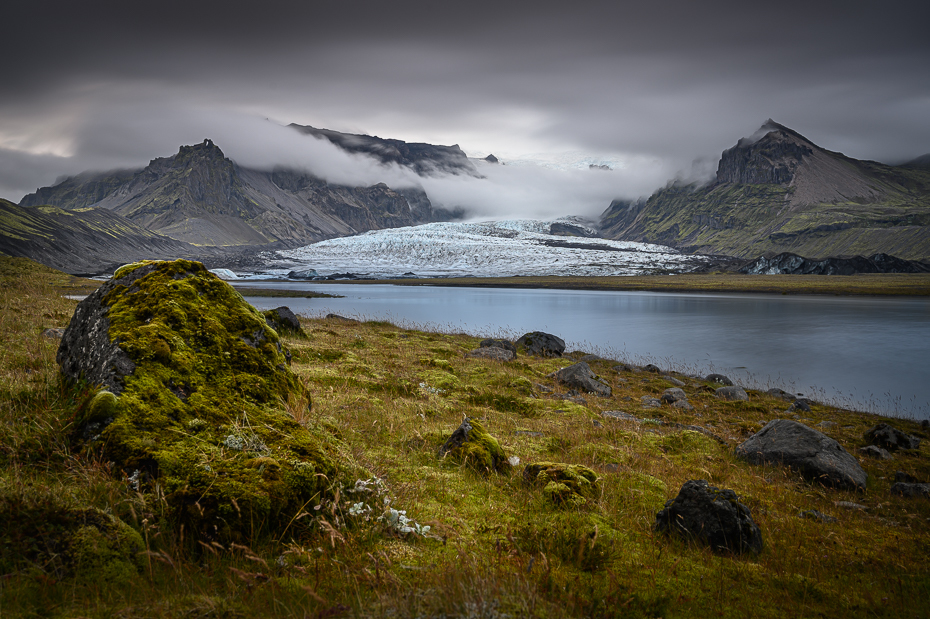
[533,383,554,393]
[890,482,930,498]
[551,393,587,405]
[263,306,303,335]
[523,462,599,508]
[787,399,812,413]
[41,327,65,338]
[716,386,749,401]
[663,376,686,387]
[466,347,515,361]
[736,419,867,491]
[552,362,611,396]
[612,363,635,373]
[641,396,662,409]
[655,479,762,555]
[479,338,517,355]
[858,445,892,460]
[515,331,565,357]
[579,354,605,362]
[767,388,797,401]
[438,417,511,475]
[864,423,921,452]
[836,501,868,511]
[798,509,837,524]
[816,421,837,429]
[672,400,695,411]
[602,410,640,423]
[660,388,688,404]
[895,471,920,483]
[642,364,662,373]
[325,313,359,323]
[287,268,319,279]
[706,373,734,386]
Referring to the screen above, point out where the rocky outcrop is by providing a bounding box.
[864,423,921,452]
[58,259,362,539]
[516,332,565,357]
[716,386,749,401]
[655,479,762,555]
[479,339,517,355]
[736,420,867,491]
[552,362,611,396]
[740,252,930,275]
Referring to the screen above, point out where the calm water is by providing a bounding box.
[237,282,930,419]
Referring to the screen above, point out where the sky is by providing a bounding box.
[2,0,929,219]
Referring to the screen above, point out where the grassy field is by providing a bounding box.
[2,257,929,618]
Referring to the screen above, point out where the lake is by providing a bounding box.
[236,282,930,420]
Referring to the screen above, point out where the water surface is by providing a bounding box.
[237,282,930,419]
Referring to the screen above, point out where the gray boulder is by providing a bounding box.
[655,479,762,555]
[479,338,517,355]
[890,483,930,498]
[660,388,688,404]
[857,445,892,460]
[736,419,867,491]
[553,362,611,396]
[263,306,302,335]
[516,331,565,357]
[642,364,662,373]
[787,399,812,413]
[716,386,749,401]
[864,423,921,452]
[641,396,662,408]
[466,347,515,362]
[706,373,733,386]
[767,388,797,401]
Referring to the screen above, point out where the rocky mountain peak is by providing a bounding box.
[716,120,815,185]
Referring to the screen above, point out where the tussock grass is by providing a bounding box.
[2,257,929,617]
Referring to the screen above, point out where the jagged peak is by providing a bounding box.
[736,120,814,149]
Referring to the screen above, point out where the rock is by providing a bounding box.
[706,373,733,386]
[579,354,604,362]
[263,306,302,336]
[466,347,515,361]
[864,423,921,452]
[641,396,662,409]
[57,259,360,539]
[479,338,517,355]
[672,400,695,411]
[655,479,762,555]
[438,417,511,475]
[642,364,662,373]
[858,445,892,460]
[836,501,867,511]
[663,376,686,387]
[716,386,749,401]
[787,399,812,413]
[890,483,930,498]
[816,421,837,429]
[660,388,688,404]
[612,363,635,373]
[553,362,611,396]
[515,331,565,357]
[798,509,837,524]
[602,410,640,423]
[287,268,319,279]
[736,419,867,491]
[895,471,920,483]
[766,388,797,401]
[41,327,66,338]
[523,462,599,507]
[325,313,359,323]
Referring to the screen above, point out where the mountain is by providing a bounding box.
[600,120,930,260]
[0,198,216,275]
[288,124,478,177]
[19,138,449,247]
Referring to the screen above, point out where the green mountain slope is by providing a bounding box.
[0,199,213,275]
[600,120,930,260]
[19,139,444,247]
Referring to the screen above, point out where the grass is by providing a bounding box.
[2,257,929,618]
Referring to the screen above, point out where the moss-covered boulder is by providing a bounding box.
[438,417,511,474]
[523,462,600,507]
[58,259,363,540]
[263,306,304,337]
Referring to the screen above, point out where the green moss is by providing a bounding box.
[523,462,600,507]
[515,512,619,571]
[75,260,364,540]
[439,418,511,475]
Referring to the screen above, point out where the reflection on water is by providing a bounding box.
[237,282,930,419]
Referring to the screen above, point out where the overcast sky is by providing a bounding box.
[2,0,929,218]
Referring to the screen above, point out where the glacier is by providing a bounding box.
[258,218,712,279]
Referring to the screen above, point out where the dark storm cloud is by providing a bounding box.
[2,0,929,214]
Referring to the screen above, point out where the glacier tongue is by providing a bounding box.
[277,219,710,278]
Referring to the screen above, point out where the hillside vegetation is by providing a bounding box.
[1,257,929,618]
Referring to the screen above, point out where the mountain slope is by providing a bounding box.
[600,120,930,260]
[0,199,213,275]
[20,139,444,247]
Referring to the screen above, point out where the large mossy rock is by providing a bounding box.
[438,417,511,475]
[735,419,866,491]
[523,462,600,507]
[58,260,362,540]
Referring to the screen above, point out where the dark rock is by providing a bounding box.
[864,423,921,452]
[787,398,812,413]
[857,445,892,460]
[895,471,919,483]
[716,386,749,401]
[516,331,565,357]
[465,347,514,362]
[438,417,510,474]
[612,363,635,373]
[642,364,662,373]
[553,362,611,396]
[740,252,930,276]
[641,396,662,408]
[672,400,695,411]
[325,313,359,323]
[706,373,733,386]
[324,272,360,280]
[483,154,499,164]
[602,411,640,423]
[798,509,837,524]
[655,479,762,555]
[263,306,302,335]
[890,483,930,498]
[287,268,319,279]
[766,388,797,401]
[479,338,517,355]
[660,388,688,404]
[736,419,867,491]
